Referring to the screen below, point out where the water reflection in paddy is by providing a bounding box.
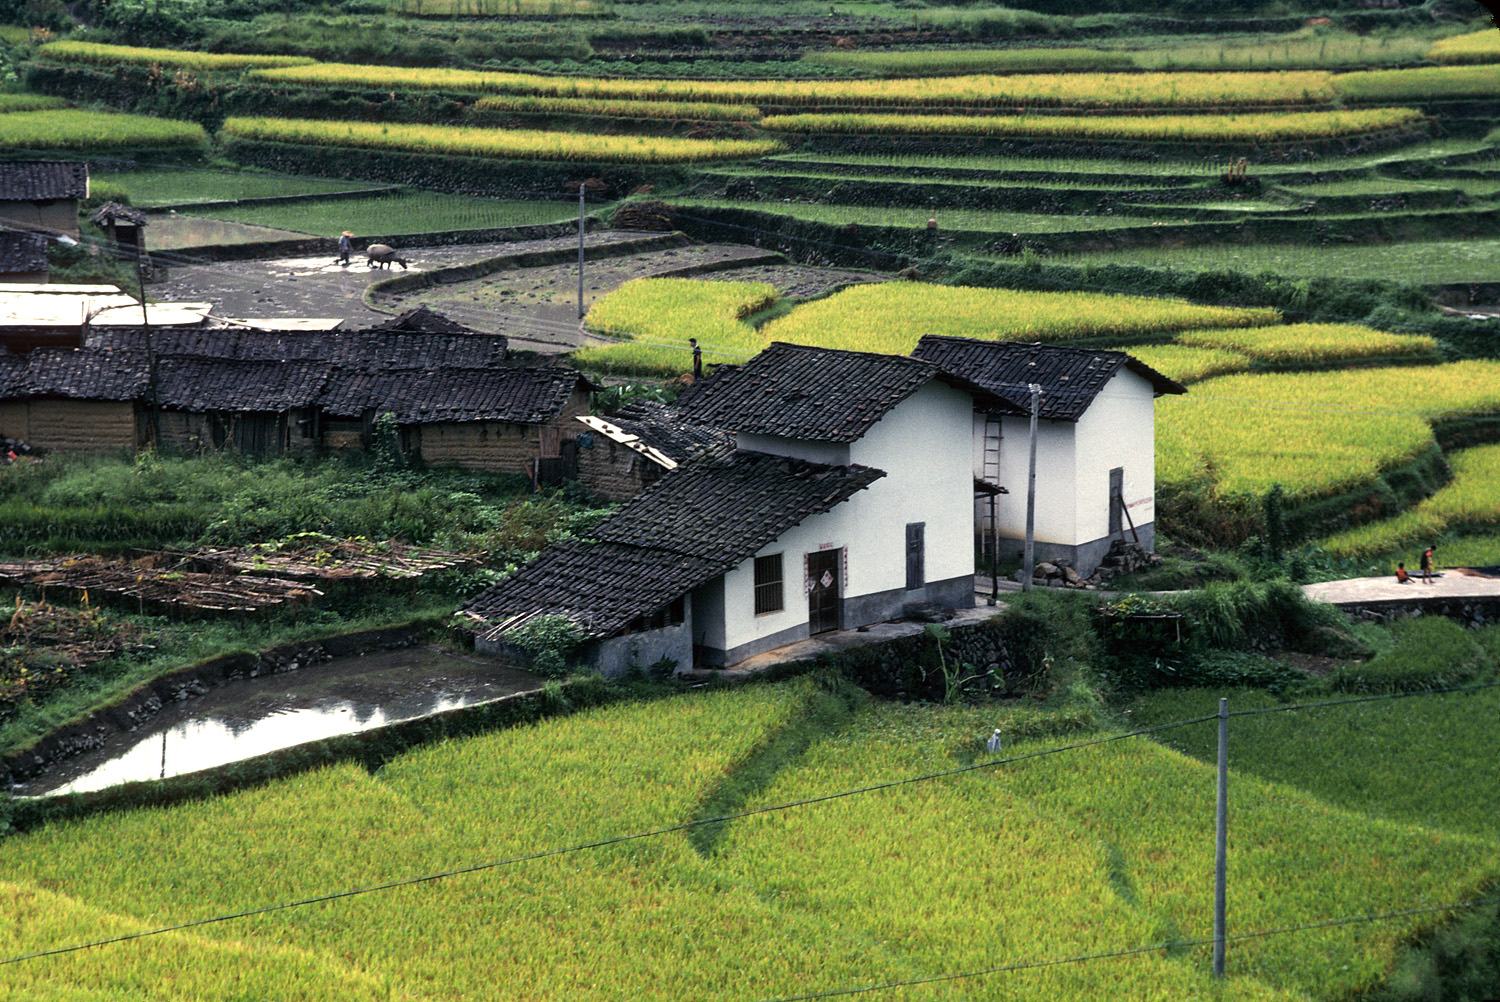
[23,647,542,797]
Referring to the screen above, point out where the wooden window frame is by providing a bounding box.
[754,553,784,615]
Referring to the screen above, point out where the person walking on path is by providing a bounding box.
[338,231,353,266]
[1420,545,1436,584]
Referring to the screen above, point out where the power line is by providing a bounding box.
[4,676,1492,968]
[0,713,1223,968]
[752,893,1500,1002]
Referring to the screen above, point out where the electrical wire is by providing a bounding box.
[0,678,1492,968]
[0,712,1223,968]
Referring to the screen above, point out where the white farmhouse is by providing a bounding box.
[461,342,1006,673]
[911,335,1186,576]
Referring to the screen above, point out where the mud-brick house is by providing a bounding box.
[574,400,731,501]
[911,335,1186,575]
[0,161,88,241]
[316,366,594,478]
[460,342,1007,672]
[153,357,332,456]
[0,344,147,450]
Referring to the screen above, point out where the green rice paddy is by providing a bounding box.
[1057,238,1500,284]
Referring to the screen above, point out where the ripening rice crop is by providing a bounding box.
[1336,64,1500,101]
[1107,344,1252,384]
[800,47,1134,77]
[1319,443,1500,558]
[759,107,1426,143]
[2,683,1491,1001]
[0,94,65,113]
[577,278,774,376]
[759,282,1280,355]
[219,116,782,164]
[0,109,207,152]
[472,93,761,122]
[251,62,1337,109]
[1427,29,1500,65]
[1174,323,1440,365]
[1156,361,1500,499]
[38,40,314,70]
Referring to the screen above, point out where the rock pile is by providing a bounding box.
[1012,539,1163,589]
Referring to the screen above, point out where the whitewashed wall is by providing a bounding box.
[1072,369,1157,545]
[992,417,1077,545]
[714,380,977,659]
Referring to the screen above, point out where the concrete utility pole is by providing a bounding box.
[577,186,586,320]
[1214,696,1229,979]
[1021,383,1039,592]
[135,225,159,447]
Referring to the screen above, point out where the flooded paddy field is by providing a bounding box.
[15,647,541,798]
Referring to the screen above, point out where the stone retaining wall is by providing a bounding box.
[1332,596,1500,629]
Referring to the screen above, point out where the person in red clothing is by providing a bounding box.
[1395,562,1410,584]
[1420,546,1435,583]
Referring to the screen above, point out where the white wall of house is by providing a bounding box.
[992,417,1077,545]
[735,432,849,466]
[1072,369,1157,545]
[708,381,977,664]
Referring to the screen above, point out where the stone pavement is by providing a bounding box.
[1303,567,1500,606]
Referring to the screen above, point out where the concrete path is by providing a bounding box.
[1303,567,1500,606]
[680,604,1003,683]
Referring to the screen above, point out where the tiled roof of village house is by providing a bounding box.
[911,335,1186,423]
[0,161,88,201]
[318,366,588,423]
[592,450,885,560]
[0,345,146,400]
[672,341,1010,442]
[579,399,733,470]
[459,540,726,640]
[87,326,510,369]
[460,451,885,640]
[362,305,481,335]
[0,230,48,273]
[155,358,331,413]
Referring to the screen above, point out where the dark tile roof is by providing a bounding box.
[604,399,732,465]
[0,345,147,401]
[88,326,510,370]
[0,230,48,273]
[460,540,724,640]
[593,450,884,561]
[911,336,1186,423]
[672,341,1003,442]
[318,366,587,423]
[361,305,481,336]
[0,161,88,201]
[87,201,147,228]
[155,357,331,413]
[461,450,884,639]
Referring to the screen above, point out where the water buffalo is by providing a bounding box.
[366,244,408,270]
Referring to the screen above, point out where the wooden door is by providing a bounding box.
[807,550,841,635]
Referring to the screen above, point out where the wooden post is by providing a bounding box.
[1214,696,1229,979]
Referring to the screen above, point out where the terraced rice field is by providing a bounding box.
[1058,238,1500,284]
[1,680,1494,1001]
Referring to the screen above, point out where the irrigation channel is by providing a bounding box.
[14,648,542,797]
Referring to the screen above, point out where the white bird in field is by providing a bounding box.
[986,729,1003,753]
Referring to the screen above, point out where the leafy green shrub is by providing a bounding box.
[504,614,584,677]
[1332,617,1491,694]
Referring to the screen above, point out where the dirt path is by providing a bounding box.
[152,231,653,328]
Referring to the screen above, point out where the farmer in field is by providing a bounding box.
[689,337,702,379]
[338,231,353,266]
[1420,545,1435,584]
